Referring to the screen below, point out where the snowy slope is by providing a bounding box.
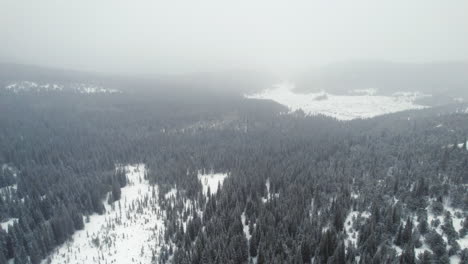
[42,164,166,264]
[246,82,429,120]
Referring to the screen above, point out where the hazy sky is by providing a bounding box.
[1,0,467,75]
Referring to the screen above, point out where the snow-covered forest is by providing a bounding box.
[0,77,467,264]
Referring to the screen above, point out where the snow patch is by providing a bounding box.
[43,164,166,264]
[0,184,17,200]
[164,187,178,199]
[246,82,429,120]
[0,218,18,232]
[344,211,371,250]
[1,164,18,177]
[457,141,468,150]
[3,81,121,94]
[197,171,228,197]
[262,178,279,202]
[446,141,468,151]
[241,212,252,241]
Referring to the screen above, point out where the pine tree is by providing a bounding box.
[401,218,413,245]
[399,242,415,264]
[418,251,433,264]
[257,246,265,264]
[14,244,29,264]
[112,181,121,201]
[0,250,6,264]
[332,241,346,264]
[300,238,311,264]
[28,240,42,264]
[395,225,403,246]
[249,230,258,257]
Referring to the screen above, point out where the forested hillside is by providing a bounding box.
[0,88,467,264]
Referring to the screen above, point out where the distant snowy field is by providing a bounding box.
[42,164,165,264]
[3,81,120,94]
[246,82,429,120]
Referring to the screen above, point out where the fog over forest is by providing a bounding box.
[1,0,468,76]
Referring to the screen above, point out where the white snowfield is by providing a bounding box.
[3,81,120,94]
[197,171,229,197]
[245,82,429,120]
[43,164,166,264]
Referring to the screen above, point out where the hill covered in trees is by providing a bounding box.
[0,84,467,264]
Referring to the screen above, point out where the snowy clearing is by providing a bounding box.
[197,171,229,196]
[42,164,166,264]
[344,211,371,250]
[0,218,18,232]
[245,82,429,120]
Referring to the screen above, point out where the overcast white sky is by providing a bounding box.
[1,0,467,75]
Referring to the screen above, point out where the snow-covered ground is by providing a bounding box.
[262,178,279,203]
[0,218,18,232]
[3,81,120,94]
[71,83,120,94]
[344,211,371,250]
[4,81,63,92]
[457,141,468,150]
[2,164,18,176]
[445,141,468,151]
[245,82,429,120]
[42,164,166,264]
[390,198,467,264]
[197,171,229,196]
[241,212,252,241]
[0,184,17,200]
[0,164,18,201]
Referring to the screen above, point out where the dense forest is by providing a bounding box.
[0,86,467,264]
